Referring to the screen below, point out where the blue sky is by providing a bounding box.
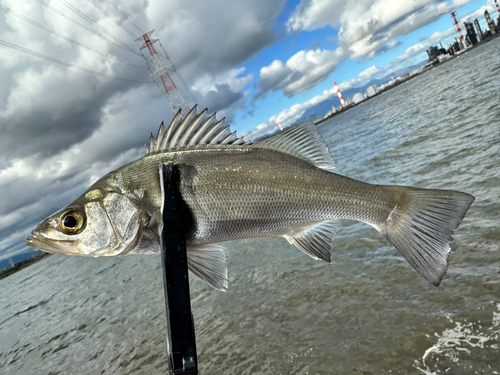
[0,0,498,263]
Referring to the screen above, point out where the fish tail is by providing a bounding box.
[377,186,474,286]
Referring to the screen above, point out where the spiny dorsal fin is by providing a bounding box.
[145,105,248,153]
[252,121,335,170]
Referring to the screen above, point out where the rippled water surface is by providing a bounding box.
[1,39,499,374]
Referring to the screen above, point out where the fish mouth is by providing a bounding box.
[25,232,75,255]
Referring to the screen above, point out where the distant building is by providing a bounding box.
[437,54,452,63]
[448,39,461,54]
[352,92,366,104]
[387,78,398,87]
[464,20,479,45]
[366,85,378,97]
[426,45,447,62]
[410,67,421,76]
[485,10,496,35]
[474,19,483,41]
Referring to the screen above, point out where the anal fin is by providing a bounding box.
[187,244,229,291]
[285,220,341,263]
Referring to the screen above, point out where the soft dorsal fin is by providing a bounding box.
[252,121,335,170]
[145,105,249,153]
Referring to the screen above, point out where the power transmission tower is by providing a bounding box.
[136,30,190,116]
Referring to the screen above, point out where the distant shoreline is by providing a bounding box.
[316,33,500,126]
[0,252,51,280]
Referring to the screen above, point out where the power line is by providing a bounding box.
[0,39,153,84]
[57,0,140,55]
[87,0,138,39]
[100,0,145,35]
[0,4,147,70]
[35,0,141,56]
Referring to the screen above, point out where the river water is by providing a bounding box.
[1,38,499,375]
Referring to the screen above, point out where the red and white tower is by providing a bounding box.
[333,82,345,107]
[136,30,190,116]
[451,11,465,46]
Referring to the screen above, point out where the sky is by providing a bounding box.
[0,0,498,263]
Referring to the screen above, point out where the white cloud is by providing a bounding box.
[387,28,455,68]
[287,0,476,62]
[249,60,396,140]
[189,67,254,121]
[338,65,382,91]
[146,0,283,78]
[191,67,253,96]
[255,47,345,99]
[246,86,338,140]
[286,0,344,32]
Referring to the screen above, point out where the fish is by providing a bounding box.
[26,106,474,290]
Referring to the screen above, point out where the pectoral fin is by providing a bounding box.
[285,220,341,263]
[187,244,229,291]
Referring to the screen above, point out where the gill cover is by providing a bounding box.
[85,192,149,256]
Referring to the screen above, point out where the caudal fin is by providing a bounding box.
[379,187,474,286]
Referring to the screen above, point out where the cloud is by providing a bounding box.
[388,28,455,68]
[0,65,141,158]
[146,0,283,78]
[246,86,338,140]
[248,60,397,141]
[338,65,382,91]
[197,84,248,122]
[286,0,344,33]
[191,67,253,96]
[286,0,476,61]
[190,67,253,121]
[254,47,345,99]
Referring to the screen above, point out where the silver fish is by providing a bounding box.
[26,106,474,290]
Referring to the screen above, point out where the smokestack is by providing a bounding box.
[451,12,464,42]
[485,10,496,35]
[474,19,483,41]
[334,82,345,107]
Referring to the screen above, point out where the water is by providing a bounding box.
[1,38,499,374]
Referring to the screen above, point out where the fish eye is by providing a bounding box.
[60,209,86,235]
